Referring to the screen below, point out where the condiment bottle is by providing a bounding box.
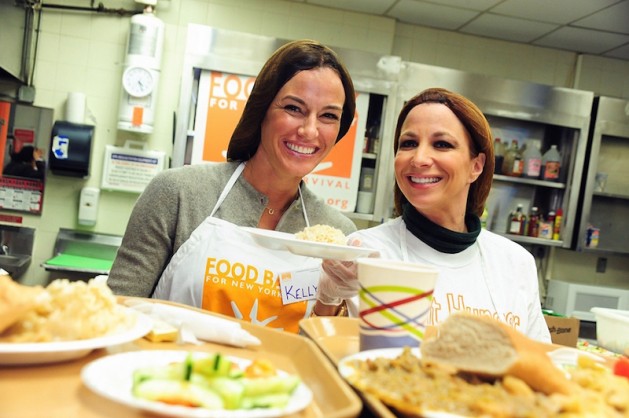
[527,206,540,237]
[552,207,563,240]
[541,145,561,181]
[502,140,523,177]
[508,204,526,235]
[523,140,542,178]
[538,211,553,239]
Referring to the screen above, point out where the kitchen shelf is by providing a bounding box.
[575,96,629,254]
[592,191,629,201]
[500,233,564,247]
[493,175,566,189]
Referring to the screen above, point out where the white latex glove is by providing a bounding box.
[316,238,375,306]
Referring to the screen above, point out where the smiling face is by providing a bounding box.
[253,67,345,182]
[394,103,485,230]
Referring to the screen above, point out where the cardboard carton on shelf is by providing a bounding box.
[543,313,580,347]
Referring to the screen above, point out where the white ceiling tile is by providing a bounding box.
[534,27,629,54]
[283,0,629,61]
[387,0,479,30]
[573,0,629,34]
[305,0,396,14]
[420,0,502,12]
[603,43,629,60]
[490,0,620,24]
[461,13,558,43]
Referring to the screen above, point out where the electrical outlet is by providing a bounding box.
[596,257,607,273]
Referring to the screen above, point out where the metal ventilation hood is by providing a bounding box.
[0,0,28,93]
[0,67,24,86]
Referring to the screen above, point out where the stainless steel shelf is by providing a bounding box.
[493,174,566,189]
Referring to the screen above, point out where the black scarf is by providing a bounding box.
[402,202,481,254]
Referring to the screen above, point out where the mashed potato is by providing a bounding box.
[0,277,134,343]
[295,224,346,245]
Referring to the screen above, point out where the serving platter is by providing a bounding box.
[82,350,313,418]
[242,227,378,261]
[0,308,153,365]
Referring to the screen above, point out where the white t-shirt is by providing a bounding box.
[349,217,551,343]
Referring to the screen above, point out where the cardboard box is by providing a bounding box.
[544,314,580,347]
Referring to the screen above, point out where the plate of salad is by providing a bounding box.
[81,350,313,417]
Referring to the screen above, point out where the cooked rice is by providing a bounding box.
[295,224,346,245]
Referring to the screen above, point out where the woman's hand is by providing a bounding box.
[315,239,369,313]
[317,258,360,306]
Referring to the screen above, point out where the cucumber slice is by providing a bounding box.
[240,393,291,409]
[193,353,238,378]
[133,362,189,389]
[242,375,300,397]
[134,379,224,409]
[207,376,245,410]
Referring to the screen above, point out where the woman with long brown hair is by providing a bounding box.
[109,39,357,333]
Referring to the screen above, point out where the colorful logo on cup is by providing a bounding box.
[359,283,434,342]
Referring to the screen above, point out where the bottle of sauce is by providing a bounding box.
[538,211,553,240]
[502,140,523,177]
[541,145,561,181]
[527,206,540,237]
[552,207,563,240]
[508,204,526,235]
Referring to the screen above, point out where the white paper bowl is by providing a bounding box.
[591,307,629,355]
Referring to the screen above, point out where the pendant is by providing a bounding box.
[267,208,275,215]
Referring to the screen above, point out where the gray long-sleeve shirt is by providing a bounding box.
[107,162,357,297]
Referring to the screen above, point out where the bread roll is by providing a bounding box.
[420,313,574,395]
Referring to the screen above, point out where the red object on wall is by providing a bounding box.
[12,128,35,153]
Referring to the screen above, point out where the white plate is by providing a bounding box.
[338,347,421,380]
[0,308,153,365]
[81,350,313,418]
[242,227,378,261]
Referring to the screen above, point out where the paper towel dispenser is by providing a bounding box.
[49,121,94,178]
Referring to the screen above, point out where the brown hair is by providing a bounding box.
[393,87,494,217]
[227,39,356,161]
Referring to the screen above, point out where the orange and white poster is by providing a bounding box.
[192,70,368,212]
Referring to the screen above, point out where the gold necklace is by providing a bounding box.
[266,202,290,216]
[265,193,297,216]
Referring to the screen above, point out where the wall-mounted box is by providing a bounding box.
[49,121,94,178]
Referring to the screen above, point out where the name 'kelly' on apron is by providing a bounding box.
[152,163,321,333]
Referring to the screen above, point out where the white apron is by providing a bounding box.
[153,163,321,333]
